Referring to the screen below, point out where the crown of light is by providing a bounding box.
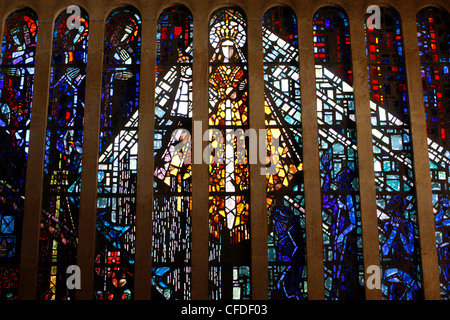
[215,23,238,40]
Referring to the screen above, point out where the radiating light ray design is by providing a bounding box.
[317,64,419,298]
[317,63,420,299]
[268,8,444,301]
[263,5,431,299]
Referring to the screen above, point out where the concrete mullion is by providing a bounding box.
[247,8,268,300]
[133,3,157,300]
[191,4,209,300]
[296,5,325,300]
[76,11,105,300]
[347,8,382,300]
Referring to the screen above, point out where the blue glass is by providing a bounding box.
[0,9,38,300]
[367,7,422,300]
[263,6,307,300]
[94,6,141,300]
[314,7,364,300]
[417,6,450,300]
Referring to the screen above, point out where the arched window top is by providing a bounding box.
[157,5,193,65]
[313,6,352,83]
[313,5,349,19]
[54,5,88,26]
[417,6,450,33]
[104,6,141,65]
[365,6,402,31]
[262,6,298,64]
[312,6,350,38]
[1,8,38,66]
[209,7,247,64]
[417,6,450,64]
[418,4,450,14]
[262,5,298,39]
[52,7,89,64]
[366,7,405,68]
[106,5,141,23]
[209,6,247,21]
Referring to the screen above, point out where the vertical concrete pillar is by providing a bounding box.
[133,1,157,300]
[296,3,325,300]
[347,6,382,300]
[247,3,268,300]
[76,7,105,300]
[191,1,209,300]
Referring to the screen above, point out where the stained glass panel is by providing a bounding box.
[313,7,364,300]
[416,6,450,300]
[262,6,307,300]
[0,8,38,300]
[208,7,251,300]
[36,8,88,300]
[152,5,193,300]
[366,7,422,300]
[94,6,141,300]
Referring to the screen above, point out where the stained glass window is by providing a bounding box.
[208,7,251,300]
[416,6,450,300]
[0,8,38,300]
[365,7,422,300]
[94,6,141,300]
[152,5,193,300]
[313,7,364,300]
[35,8,88,300]
[262,6,307,300]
